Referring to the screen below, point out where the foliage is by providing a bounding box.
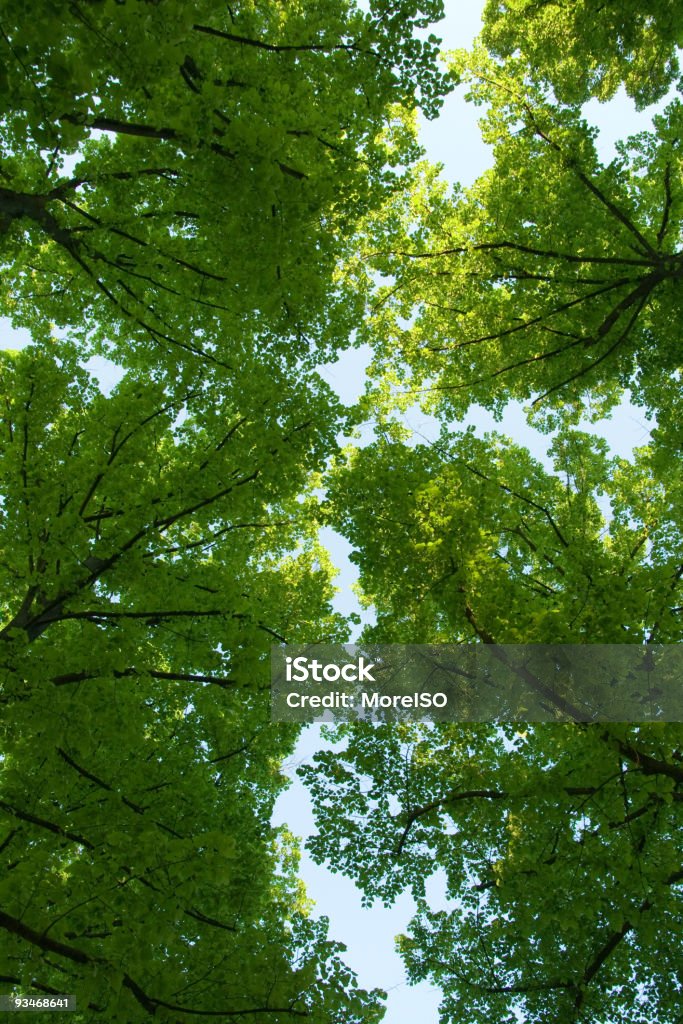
[300,7,683,1024]
[351,65,683,426]
[308,420,682,1021]
[481,0,683,107]
[0,0,448,371]
[0,0,450,1018]
[303,721,683,1024]
[1,1,682,1023]
[325,427,682,645]
[0,339,386,1021]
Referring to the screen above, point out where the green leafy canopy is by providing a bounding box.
[0,1,448,1020]
[1,2,682,1023]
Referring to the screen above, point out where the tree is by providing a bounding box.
[349,62,683,429]
[0,1,450,1018]
[0,339,386,1021]
[481,0,683,107]
[0,0,448,374]
[298,7,683,1023]
[303,720,683,1024]
[301,427,682,1024]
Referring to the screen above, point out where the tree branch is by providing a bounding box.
[0,908,309,1018]
[0,801,93,850]
[574,867,683,1013]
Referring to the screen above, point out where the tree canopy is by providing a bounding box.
[302,4,683,1023]
[1,0,447,371]
[0,331,379,1020]
[324,427,682,645]
[1,1,681,1023]
[349,55,683,431]
[0,1,446,1019]
[481,0,683,107]
[303,720,683,1024]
